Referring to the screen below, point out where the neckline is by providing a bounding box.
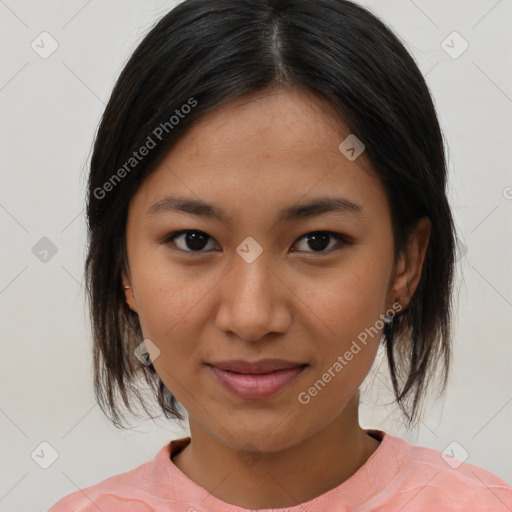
[162,429,408,511]
[169,428,384,461]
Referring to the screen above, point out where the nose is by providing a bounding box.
[215,254,292,342]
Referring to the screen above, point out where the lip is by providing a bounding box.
[206,361,308,400]
[207,358,306,374]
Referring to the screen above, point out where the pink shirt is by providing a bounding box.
[48,429,512,511]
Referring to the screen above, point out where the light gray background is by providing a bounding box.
[0,1,511,511]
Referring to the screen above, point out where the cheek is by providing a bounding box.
[298,266,386,398]
[302,280,382,400]
[133,266,199,352]
[302,264,385,338]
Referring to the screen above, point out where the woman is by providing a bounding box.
[49,0,512,510]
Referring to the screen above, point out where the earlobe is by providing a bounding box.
[122,273,138,313]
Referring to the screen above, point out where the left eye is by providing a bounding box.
[163,230,348,253]
[292,231,347,253]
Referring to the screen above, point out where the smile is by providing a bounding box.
[206,363,308,400]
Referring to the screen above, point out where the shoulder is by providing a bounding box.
[47,447,166,512]
[382,434,512,511]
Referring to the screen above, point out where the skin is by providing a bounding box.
[122,85,431,509]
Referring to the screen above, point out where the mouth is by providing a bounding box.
[205,360,309,400]
[206,358,308,374]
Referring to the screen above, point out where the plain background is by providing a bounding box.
[0,1,511,510]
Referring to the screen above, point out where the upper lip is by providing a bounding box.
[207,359,307,374]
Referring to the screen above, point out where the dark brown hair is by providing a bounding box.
[84,0,457,430]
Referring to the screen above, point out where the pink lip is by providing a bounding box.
[207,364,307,400]
[207,358,306,374]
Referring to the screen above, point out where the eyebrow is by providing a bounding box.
[146,195,363,224]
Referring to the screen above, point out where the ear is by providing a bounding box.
[390,217,431,312]
[122,270,138,314]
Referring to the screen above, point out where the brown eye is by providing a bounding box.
[163,230,349,255]
[292,231,348,253]
[165,230,218,252]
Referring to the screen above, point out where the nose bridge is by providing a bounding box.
[216,246,288,340]
[231,246,275,306]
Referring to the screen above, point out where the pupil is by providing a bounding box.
[307,232,329,251]
[187,232,208,250]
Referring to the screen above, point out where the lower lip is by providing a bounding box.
[207,364,307,400]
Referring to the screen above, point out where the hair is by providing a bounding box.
[84,0,457,431]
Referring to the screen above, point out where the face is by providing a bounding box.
[122,86,429,452]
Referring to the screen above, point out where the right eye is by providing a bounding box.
[163,230,219,253]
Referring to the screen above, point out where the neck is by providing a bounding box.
[172,392,381,509]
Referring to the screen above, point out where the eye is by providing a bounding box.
[164,230,219,252]
[291,231,349,253]
[163,230,350,254]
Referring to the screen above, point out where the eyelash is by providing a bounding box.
[162,230,351,255]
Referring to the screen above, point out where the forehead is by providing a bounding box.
[179,86,351,159]
[130,87,387,223]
